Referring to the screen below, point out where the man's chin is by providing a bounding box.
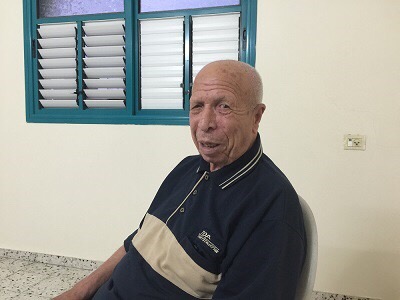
[199,154,226,171]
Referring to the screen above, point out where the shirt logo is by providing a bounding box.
[197,231,220,254]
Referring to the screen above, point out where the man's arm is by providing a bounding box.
[53,246,126,300]
[212,220,305,299]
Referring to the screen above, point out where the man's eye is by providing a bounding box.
[190,104,202,112]
[217,103,231,114]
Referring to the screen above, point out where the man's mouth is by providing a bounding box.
[200,142,219,148]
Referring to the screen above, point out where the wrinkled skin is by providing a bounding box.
[190,61,265,171]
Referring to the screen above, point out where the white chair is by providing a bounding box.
[295,195,318,300]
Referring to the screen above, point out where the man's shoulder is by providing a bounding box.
[256,153,296,192]
[173,155,200,172]
[176,155,200,166]
[252,154,302,228]
[162,155,200,182]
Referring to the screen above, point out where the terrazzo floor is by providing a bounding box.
[0,255,377,300]
[0,257,92,299]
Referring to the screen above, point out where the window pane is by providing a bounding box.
[192,13,240,79]
[83,20,127,109]
[140,0,240,13]
[36,22,79,108]
[38,0,124,18]
[140,18,184,110]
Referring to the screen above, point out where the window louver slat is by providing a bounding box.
[82,21,125,36]
[140,19,183,34]
[141,66,182,78]
[84,89,125,99]
[83,19,126,108]
[193,53,239,65]
[139,99,183,110]
[38,37,76,49]
[193,41,239,54]
[192,14,240,31]
[141,44,182,56]
[39,68,76,79]
[83,46,125,57]
[83,57,125,67]
[38,48,76,59]
[83,35,125,47]
[39,100,78,108]
[140,33,183,45]
[39,89,76,100]
[141,88,182,98]
[39,79,77,89]
[140,18,184,110]
[84,67,125,78]
[141,77,182,89]
[84,78,125,89]
[192,29,239,43]
[38,58,77,69]
[141,55,183,67]
[38,23,76,39]
[85,100,125,108]
[37,22,78,108]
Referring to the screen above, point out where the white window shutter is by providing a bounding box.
[140,17,184,110]
[192,13,240,79]
[37,23,78,108]
[83,19,126,108]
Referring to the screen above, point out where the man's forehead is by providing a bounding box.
[190,93,228,103]
[191,80,239,102]
[196,65,240,83]
[193,77,238,90]
[193,70,243,96]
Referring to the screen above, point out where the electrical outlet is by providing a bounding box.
[344,134,366,151]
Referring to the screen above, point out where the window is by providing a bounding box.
[23,0,257,125]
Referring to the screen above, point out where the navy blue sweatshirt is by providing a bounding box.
[93,135,306,299]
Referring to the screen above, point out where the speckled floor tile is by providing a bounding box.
[0,288,19,300]
[0,249,37,262]
[33,253,72,268]
[57,266,92,281]
[25,274,77,298]
[11,293,51,300]
[66,257,102,270]
[21,262,69,277]
[0,249,102,271]
[34,253,101,270]
[0,259,33,272]
[22,262,91,281]
[0,267,14,279]
[0,271,49,294]
[313,291,380,300]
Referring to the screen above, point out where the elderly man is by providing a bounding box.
[55,60,306,299]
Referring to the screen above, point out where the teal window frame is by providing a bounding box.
[23,0,257,125]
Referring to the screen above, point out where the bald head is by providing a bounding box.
[194,60,263,106]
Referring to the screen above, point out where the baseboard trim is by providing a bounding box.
[0,247,102,270]
[312,291,381,300]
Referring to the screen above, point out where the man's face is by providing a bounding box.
[190,68,262,171]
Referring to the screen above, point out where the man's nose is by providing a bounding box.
[199,107,217,131]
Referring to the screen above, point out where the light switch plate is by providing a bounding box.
[344,134,366,150]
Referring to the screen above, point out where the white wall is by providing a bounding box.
[0,1,399,299]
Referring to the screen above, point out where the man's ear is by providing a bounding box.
[252,104,266,134]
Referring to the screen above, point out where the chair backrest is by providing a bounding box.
[295,195,318,300]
